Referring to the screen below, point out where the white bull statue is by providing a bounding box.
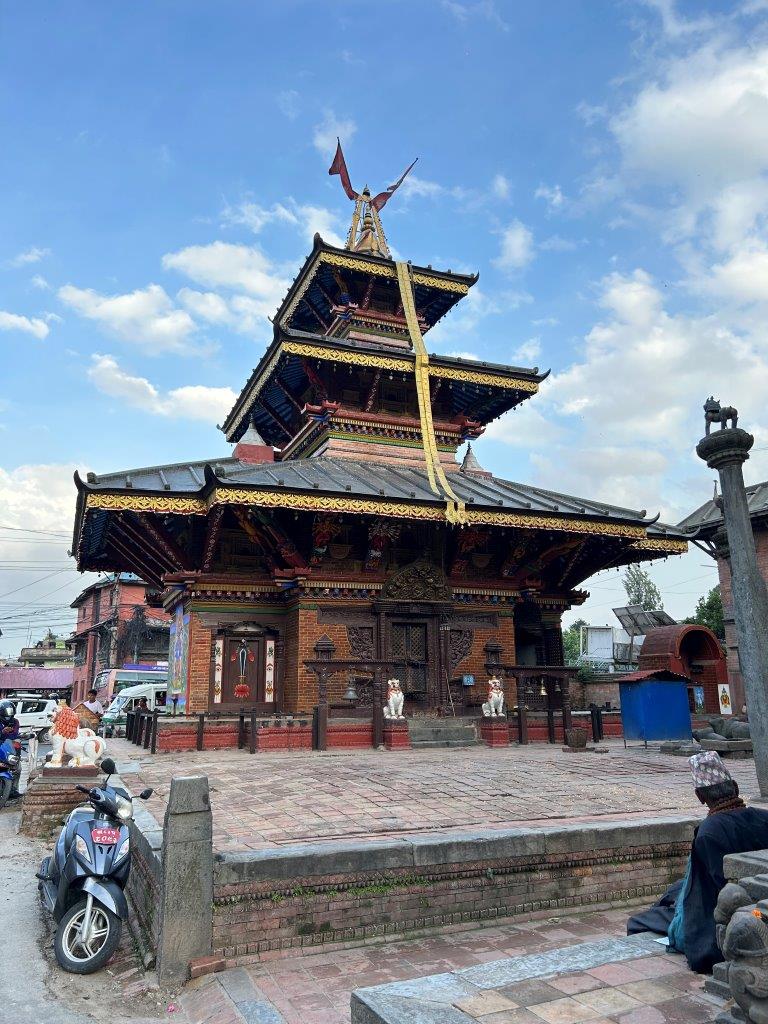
[48,704,107,768]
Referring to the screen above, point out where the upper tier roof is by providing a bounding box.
[679,479,768,535]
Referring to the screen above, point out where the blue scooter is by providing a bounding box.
[37,757,153,973]
[0,737,21,808]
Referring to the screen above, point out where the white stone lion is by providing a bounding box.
[49,704,107,768]
[482,677,505,718]
[383,678,405,720]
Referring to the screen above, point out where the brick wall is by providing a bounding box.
[211,817,694,965]
[456,613,516,706]
[187,611,213,714]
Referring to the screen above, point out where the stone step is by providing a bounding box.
[705,962,731,1001]
[409,739,479,749]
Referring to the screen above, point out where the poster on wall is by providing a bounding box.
[718,684,733,716]
[265,640,275,702]
[168,607,190,709]
[693,686,706,714]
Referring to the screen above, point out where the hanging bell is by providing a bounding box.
[539,680,547,697]
[343,677,359,703]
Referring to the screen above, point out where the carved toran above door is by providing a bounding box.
[380,560,452,603]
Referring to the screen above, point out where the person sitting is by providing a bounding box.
[629,751,768,973]
[82,688,104,718]
[137,697,149,711]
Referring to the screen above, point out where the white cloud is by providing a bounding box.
[7,246,51,267]
[540,235,578,252]
[491,174,511,200]
[88,354,236,423]
[532,316,559,327]
[0,310,50,339]
[509,338,541,364]
[312,109,356,158]
[162,242,290,321]
[445,350,479,360]
[176,288,232,324]
[493,220,534,271]
[639,0,715,39]
[400,175,467,202]
[533,269,768,515]
[535,183,565,210]
[277,89,300,120]
[223,196,345,248]
[58,283,197,353]
[441,0,509,31]
[31,274,50,290]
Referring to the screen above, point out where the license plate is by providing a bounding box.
[91,828,121,845]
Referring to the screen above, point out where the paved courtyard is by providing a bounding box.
[177,907,723,1024]
[109,739,759,853]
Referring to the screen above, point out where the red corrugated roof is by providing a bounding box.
[0,666,74,691]
[616,669,691,684]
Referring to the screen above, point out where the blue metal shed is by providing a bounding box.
[619,669,692,744]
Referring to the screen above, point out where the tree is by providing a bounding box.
[563,618,588,665]
[622,565,663,611]
[684,585,725,640]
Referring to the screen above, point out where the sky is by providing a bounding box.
[4,0,768,655]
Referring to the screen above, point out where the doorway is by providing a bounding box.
[218,634,276,709]
[390,621,429,698]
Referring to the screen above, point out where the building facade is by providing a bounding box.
[680,481,768,714]
[18,630,73,669]
[69,574,170,704]
[71,181,687,720]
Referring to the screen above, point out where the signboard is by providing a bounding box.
[718,684,733,716]
[462,674,475,687]
[693,686,706,714]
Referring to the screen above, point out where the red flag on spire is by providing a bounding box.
[372,157,418,211]
[328,139,358,201]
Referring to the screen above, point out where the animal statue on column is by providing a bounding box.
[48,704,107,768]
[482,677,505,718]
[704,397,739,434]
[383,678,405,720]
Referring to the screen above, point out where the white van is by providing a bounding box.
[102,682,174,737]
[5,694,58,740]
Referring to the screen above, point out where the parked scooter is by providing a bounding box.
[37,757,153,973]
[0,736,22,808]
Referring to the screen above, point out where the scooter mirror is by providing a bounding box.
[139,788,154,800]
[100,757,117,776]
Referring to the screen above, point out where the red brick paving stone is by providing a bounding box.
[454,991,520,1015]
[616,981,684,1005]
[572,988,645,1016]
[481,1012,561,1024]
[499,980,568,1005]
[615,1008,669,1024]
[528,996,605,1023]
[654,997,726,1024]
[586,962,650,985]
[549,974,608,996]
[626,957,689,980]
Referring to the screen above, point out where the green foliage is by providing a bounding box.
[683,585,725,640]
[563,618,588,665]
[622,565,663,611]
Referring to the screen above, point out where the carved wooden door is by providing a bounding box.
[222,636,264,704]
[391,622,428,694]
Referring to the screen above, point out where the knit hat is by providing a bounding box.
[689,751,733,788]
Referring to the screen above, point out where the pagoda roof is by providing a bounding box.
[74,454,687,566]
[272,234,477,337]
[223,327,548,444]
[680,479,768,536]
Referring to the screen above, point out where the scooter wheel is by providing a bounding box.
[54,899,122,974]
[0,778,11,810]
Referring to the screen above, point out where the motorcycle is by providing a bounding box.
[37,757,153,973]
[0,736,22,808]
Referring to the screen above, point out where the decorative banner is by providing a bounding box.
[718,684,733,716]
[232,639,254,700]
[693,686,706,714]
[213,638,223,704]
[265,640,275,703]
[169,607,190,697]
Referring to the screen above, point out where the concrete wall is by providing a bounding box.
[211,816,694,967]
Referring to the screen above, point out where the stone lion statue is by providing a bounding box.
[49,704,107,768]
[383,678,405,720]
[721,904,768,1024]
[482,677,505,718]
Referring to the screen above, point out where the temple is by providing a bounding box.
[71,153,688,732]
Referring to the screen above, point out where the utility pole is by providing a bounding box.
[697,401,768,797]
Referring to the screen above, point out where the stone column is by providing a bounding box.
[697,411,768,797]
[156,775,214,985]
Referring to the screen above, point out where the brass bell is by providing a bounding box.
[343,677,358,702]
[539,680,547,697]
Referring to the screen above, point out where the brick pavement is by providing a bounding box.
[176,908,722,1024]
[108,739,759,853]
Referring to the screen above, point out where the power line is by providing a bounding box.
[0,524,70,537]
